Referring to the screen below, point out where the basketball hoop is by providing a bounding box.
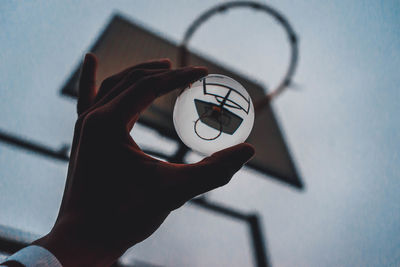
[178,1,299,111]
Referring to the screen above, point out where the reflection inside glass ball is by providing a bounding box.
[173,74,255,155]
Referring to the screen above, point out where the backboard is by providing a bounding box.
[61,14,303,189]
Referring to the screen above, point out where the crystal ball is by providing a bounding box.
[173,74,255,155]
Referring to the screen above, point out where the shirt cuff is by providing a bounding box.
[0,245,62,267]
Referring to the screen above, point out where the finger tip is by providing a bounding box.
[159,58,172,67]
[159,58,171,62]
[84,52,92,60]
[84,52,98,65]
[237,143,255,160]
[220,144,255,167]
[193,66,208,76]
[211,143,255,162]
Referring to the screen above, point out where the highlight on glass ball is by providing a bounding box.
[173,74,255,155]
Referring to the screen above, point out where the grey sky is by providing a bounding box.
[1,0,399,266]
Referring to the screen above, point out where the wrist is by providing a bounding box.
[0,260,25,267]
[32,217,123,267]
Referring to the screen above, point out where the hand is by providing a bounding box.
[33,53,255,267]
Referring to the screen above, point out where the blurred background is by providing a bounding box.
[0,0,399,266]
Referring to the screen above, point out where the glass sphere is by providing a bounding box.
[173,74,255,155]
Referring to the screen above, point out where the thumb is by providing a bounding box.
[174,143,255,203]
[201,143,255,183]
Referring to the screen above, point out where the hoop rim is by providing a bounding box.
[178,1,299,110]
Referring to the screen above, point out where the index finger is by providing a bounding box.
[95,58,172,102]
[105,66,208,127]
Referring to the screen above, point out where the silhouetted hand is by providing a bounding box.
[33,53,255,267]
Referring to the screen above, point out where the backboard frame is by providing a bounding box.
[60,14,303,189]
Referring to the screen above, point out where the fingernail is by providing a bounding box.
[192,66,208,72]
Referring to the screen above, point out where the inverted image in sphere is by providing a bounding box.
[173,74,255,155]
